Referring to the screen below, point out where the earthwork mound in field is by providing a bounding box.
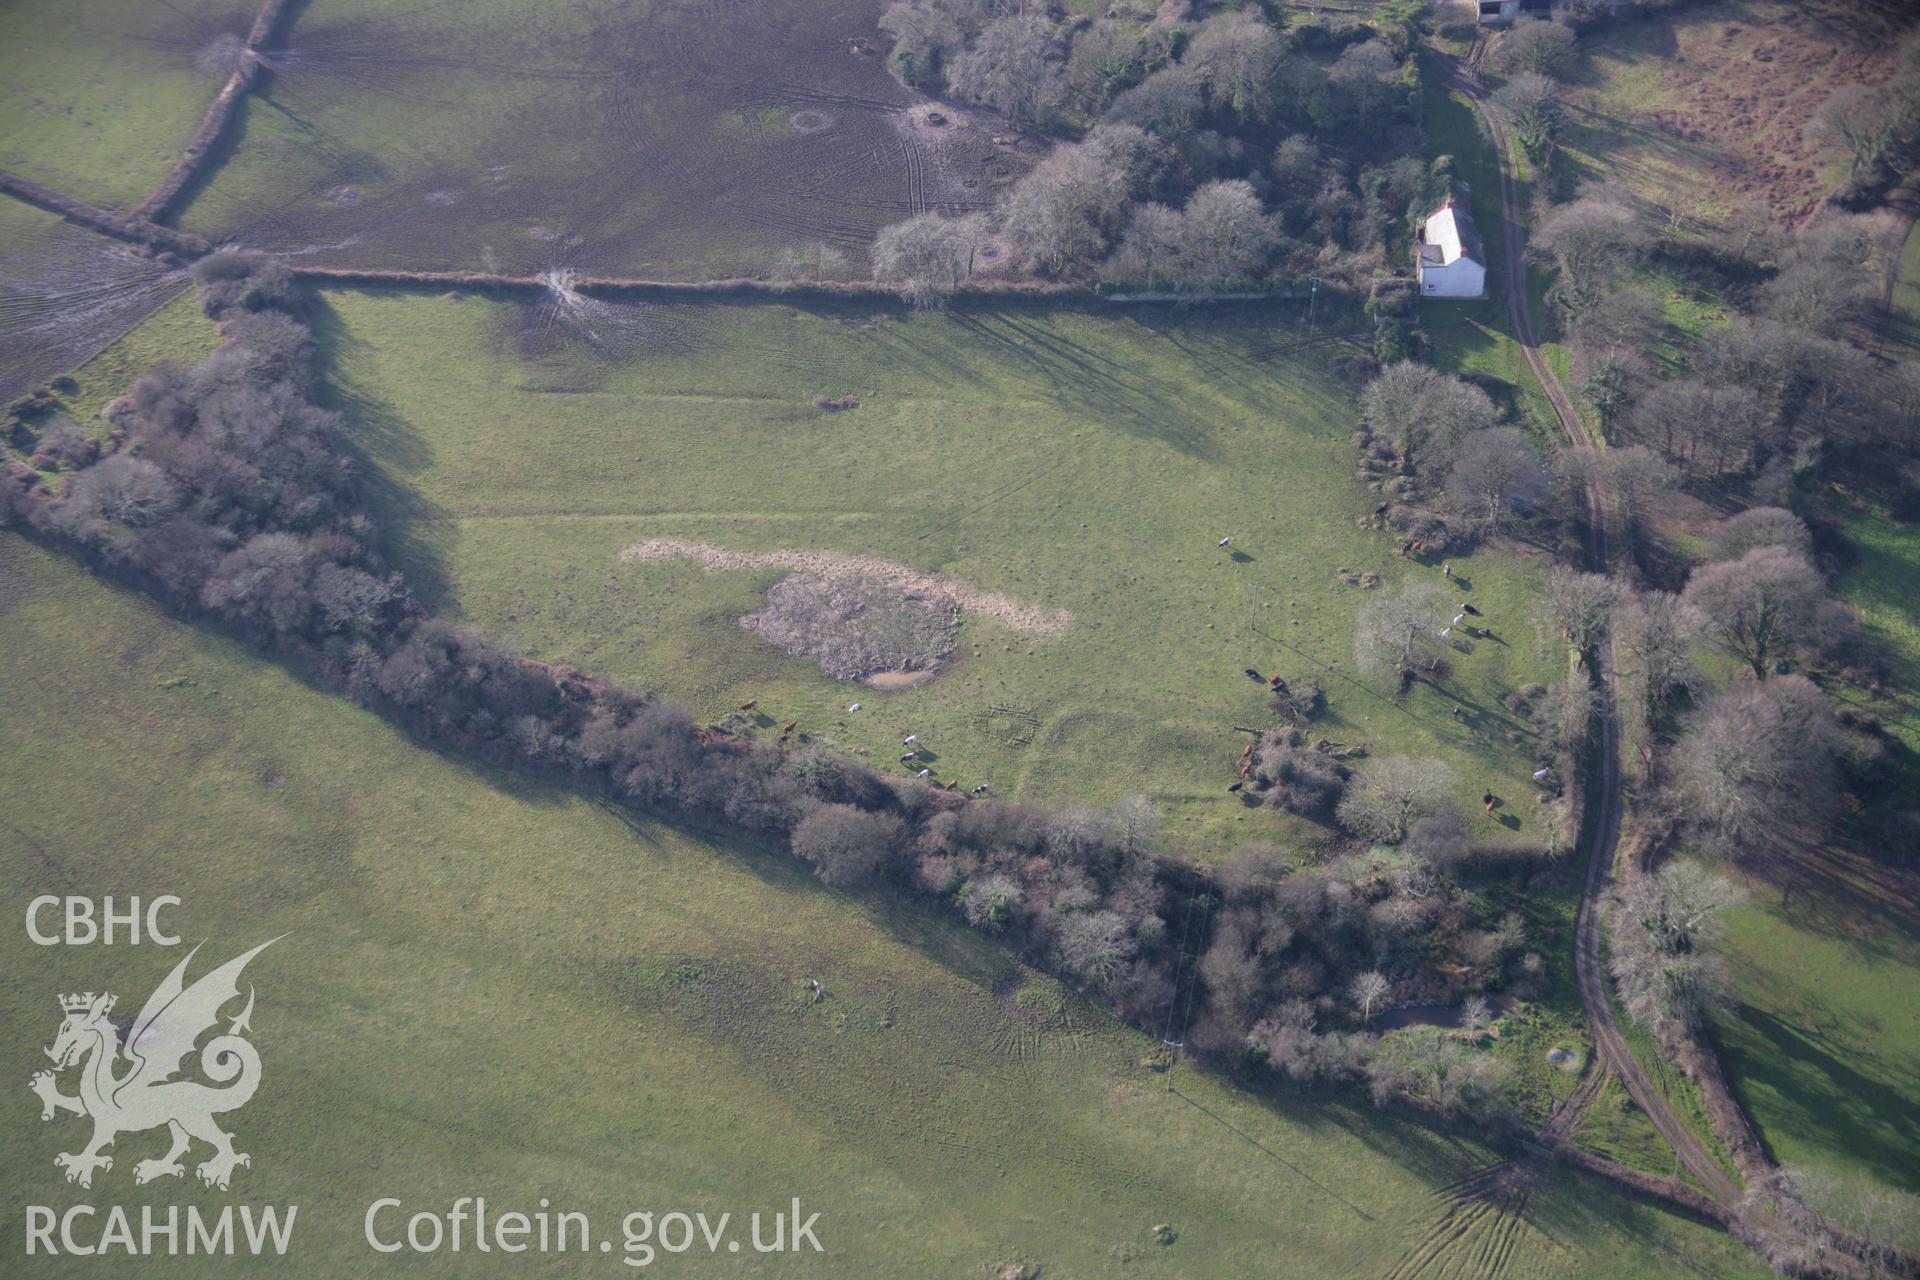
[620,539,1068,681]
[741,572,957,682]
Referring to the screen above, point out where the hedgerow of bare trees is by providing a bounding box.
[1608,861,1745,1038]
[871,212,985,307]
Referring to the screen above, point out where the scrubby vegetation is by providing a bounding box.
[873,2,1449,296]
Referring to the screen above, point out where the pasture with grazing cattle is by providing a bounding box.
[0,535,1765,1279]
[310,285,1569,856]
[6,0,1920,1274]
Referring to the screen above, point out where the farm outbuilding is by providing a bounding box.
[1415,198,1487,300]
[1476,0,1552,23]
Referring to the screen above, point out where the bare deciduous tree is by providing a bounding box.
[1271,134,1322,189]
[1681,546,1826,679]
[879,0,977,88]
[1108,201,1183,286]
[1613,589,1701,727]
[1184,10,1286,121]
[1488,18,1579,78]
[1546,566,1615,651]
[947,12,1067,126]
[1710,506,1812,562]
[1054,910,1138,990]
[1336,754,1458,844]
[1066,19,1146,111]
[1531,196,1651,314]
[1809,84,1904,179]
[791,803,907,885]
[957,873,1022,930]
[59,454,179,529]
[1491,72,1562,160]
[1445,427,1550,526]
[1624,378,1774,479]
[1172,179,1278,283]
[1747,1165,1920,1277]
[1002,124,1162,276]
[1350,970,1392,1021]
[1360,362,1501,473]
[1533,675,1595,759]
[1609,861,1745,1036]
[1564,444,1669,543]
[1673,674,1841,855]
[1354,581,1450,684]
[1106,64,1204,136]
[1328,40,1399,130]
[871,213,985,307]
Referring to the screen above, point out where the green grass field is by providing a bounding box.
[0,0,234,208]
[304,286,1567,859]
[1715,876,1920,1195]
[1713,854,1920,1194]
[0,534,1768,1277]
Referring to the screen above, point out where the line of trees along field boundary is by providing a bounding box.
[0,170,209,258]
[132,0,301,224]
[282,265,1313,305]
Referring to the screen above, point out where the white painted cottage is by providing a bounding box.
[1416,198,1487,299]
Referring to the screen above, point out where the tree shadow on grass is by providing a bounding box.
[306,292,456,613]
[940,306,1223,461]
[1720,1001,1920,1193]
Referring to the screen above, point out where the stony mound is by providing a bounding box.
[739,572,958,682]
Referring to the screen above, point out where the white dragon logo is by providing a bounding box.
[29,939,279,1191]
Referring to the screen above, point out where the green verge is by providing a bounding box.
[0,0,221,208]
[1574,1073,1689,1180]
[1603,980,1742,1191]
[309,286,1566,860]
[60,289,225,422]
[0,534,1767,1278]
[1712,858,1920,1195]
